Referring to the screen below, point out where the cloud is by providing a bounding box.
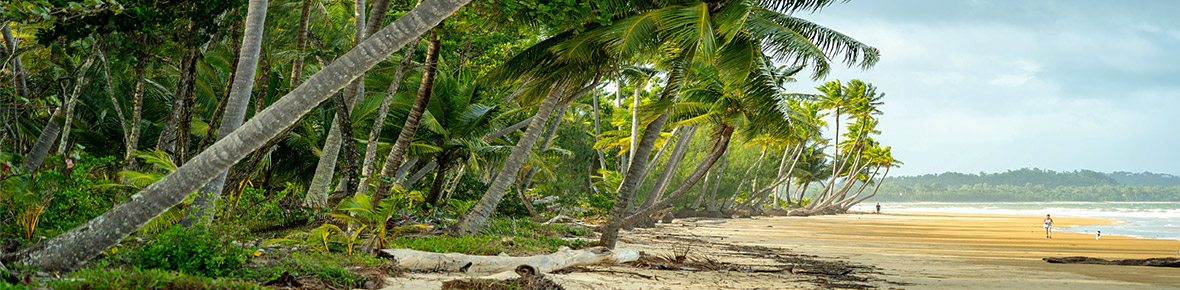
[787,0,1180,176]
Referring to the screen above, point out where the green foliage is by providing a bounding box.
[269,192,426,254]
[874,169,1180,202]
[119,149,192,234]
[0,152,122,240]
[48,267,262,290]
[221,182,310,233]
[130,225,252,278]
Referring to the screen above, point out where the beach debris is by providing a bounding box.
[380,246,640,274]
[1043,256,1180,267]
[442,265,565,290]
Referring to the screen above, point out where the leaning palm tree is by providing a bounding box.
[592,0,880,248]
[11,0,472,271]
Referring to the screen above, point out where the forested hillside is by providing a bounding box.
[871,169,1180,202]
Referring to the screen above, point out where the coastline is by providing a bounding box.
[679,211,1180,289]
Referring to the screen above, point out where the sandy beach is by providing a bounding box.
[670,212,1180,289]
[387,212,1180,289]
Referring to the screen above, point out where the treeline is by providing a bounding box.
[871,169,1180,202]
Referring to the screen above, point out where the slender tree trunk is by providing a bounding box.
[97,46,130,153]
[289,0,312,86]
[156,47,201,162]
[638,125,697,211]
[304,0,372,207]
[182,0,268,226]
[705,150,727,212]
[57,46,99,155]
[451,80,570,234]
[729,148,767,209]
[372,22,444,204]
[3,22,28,98]
[357,38,420,195]
[622,125,732,227]
[124,53,148,171]
[197,21,243,153]
[21,107,62,171]
[691,166,710,209]
[10,0,469,271]
[517,103,568,192]
[626,82,641,172]
[599,108,669,248]
[591,92,607,170]
[365,0,394,38]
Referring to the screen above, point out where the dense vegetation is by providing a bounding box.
[871,169,1180,202]
[0,0,902,287]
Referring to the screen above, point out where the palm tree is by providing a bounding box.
[182,0,268,226]
[593,0,879,248]
[416,74,504,209]
[13,0,472,271]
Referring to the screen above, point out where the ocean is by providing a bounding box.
[850,202,1180,241]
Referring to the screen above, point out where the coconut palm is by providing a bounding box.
[13,0,472,271]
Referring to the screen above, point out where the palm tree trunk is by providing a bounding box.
[626,82,642,172]
[704,150,727,212]
[690,166,710,209]
[638,124,697,211]
[357,37,420,195]
[3,22,28,98]
[424,153,450,208]
[517,103,568,193]
[598,108,669,248]
[124,53,148,171]
[372,22,444,204]
[622,125,732,227]
[591,91,607,170]
[12,0,469,271]
[289,0,312,86]
[196,20,243,153]
[729,148,767,208]
[21,107,62,171]
[450,80,570,235]
[304,1,373,207]
[182,0,268,226]
[57,46,99,155]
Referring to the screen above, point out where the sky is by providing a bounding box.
[788,0,1180,177]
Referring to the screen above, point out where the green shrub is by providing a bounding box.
[49,267,262,290]
[131,225,252,277]
[237,252,382,289]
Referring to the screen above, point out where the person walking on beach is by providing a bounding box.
[875,203,881,213]
[1096,231,1101,240]
[1044,214,1053,239]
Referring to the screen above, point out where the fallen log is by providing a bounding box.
[381,246,640,274]
[1043,256,1180,267]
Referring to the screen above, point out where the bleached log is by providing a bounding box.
[381,246,639,274]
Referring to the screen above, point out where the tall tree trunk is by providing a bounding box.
[357,37,420,195]
[9,0,469,271]
[21,108,62,171]
[3,22,28,98]
[304,0,372,207]
[197,20,243,153]
[516,103,568,193]
[156,47,201,162]
[598,109,669,248]
[372,22,444,204]
[97,45,129,154]
[289,0,312,86]
[57,46,99,155]
[450,80,570,234]
[728,148,768,209]
[690,165,710,209]
[182,0,268,226]
[622,125,732,227]
[638,125,697,211]
[591,91,607,170]
[705,150,727,212]
[625,82,641,173]
[124,53,148,171]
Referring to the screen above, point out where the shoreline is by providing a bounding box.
[677,211,1180,289]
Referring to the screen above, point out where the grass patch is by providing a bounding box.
[239,251,390,289]
[392,218,594,255]
[49,267,263,290]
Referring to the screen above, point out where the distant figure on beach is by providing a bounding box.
[1096,231,1101,240]
[875,203,881,213]
[1044,214,1053,239]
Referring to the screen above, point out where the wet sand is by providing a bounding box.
[687,211,1180,289]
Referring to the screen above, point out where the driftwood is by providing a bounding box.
[1043,256,1180,267]
[381,246,640,274]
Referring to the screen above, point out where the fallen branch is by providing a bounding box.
[1043,256,1180,267]
[381,246,640,274]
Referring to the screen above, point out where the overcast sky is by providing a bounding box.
[788,0,1180,177]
